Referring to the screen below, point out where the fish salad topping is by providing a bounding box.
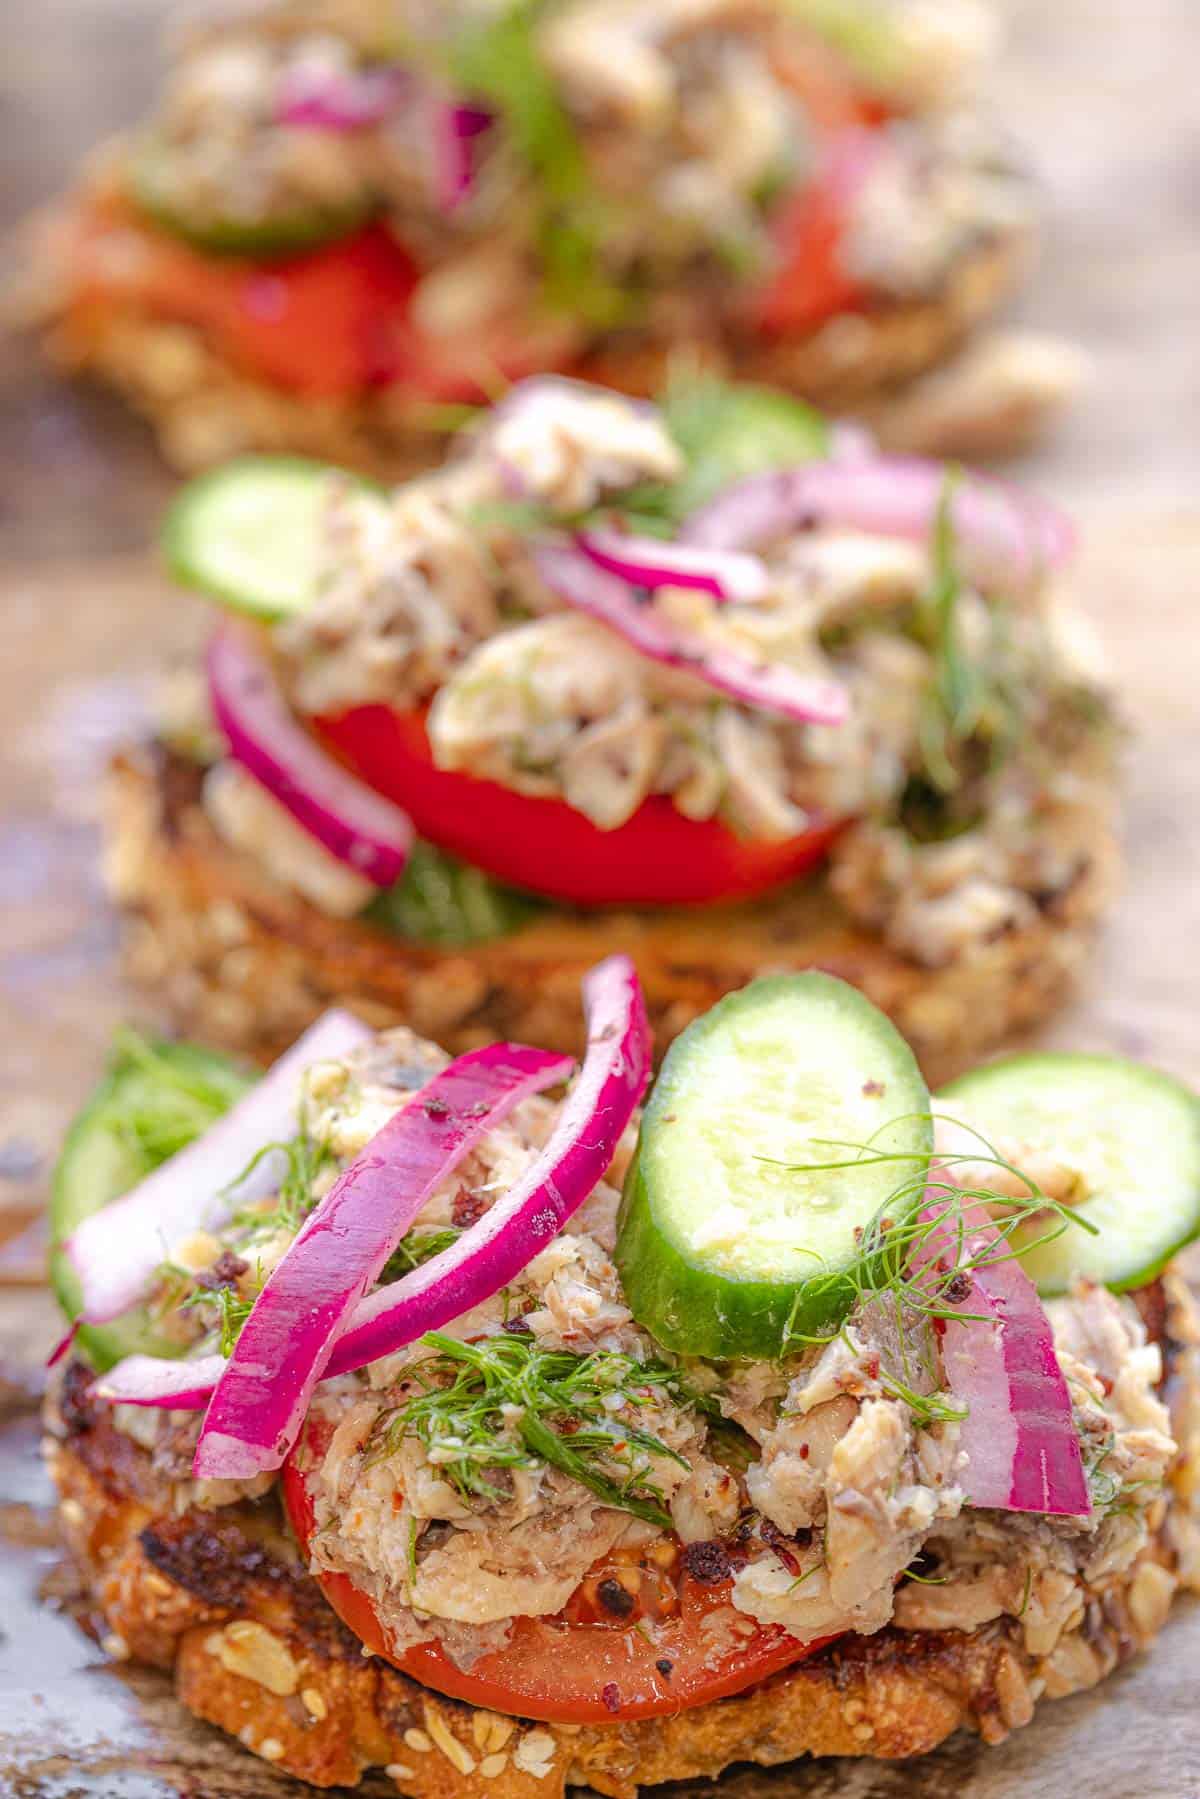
[121,0,1028,329]
[51,974,1200,1719]
[177,376,1113,964]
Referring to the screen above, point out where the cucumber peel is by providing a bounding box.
[50,1037,251,1371]
[938,1052,1200,1295]
[616,973,932,1359]
[163,455,385,620]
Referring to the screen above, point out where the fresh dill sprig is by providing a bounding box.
[447,1,630,329]
[382,1227,463,1282]
[767,1117,1096,1412]
[229,1104,335,1239]
[369,1331,698,1527]
[184,1280,256,1358]
[906,474,1025,824]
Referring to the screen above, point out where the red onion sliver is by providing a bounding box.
[681,457,1075,589]
[533,542,848,727]
[208,625,413,888]
[93,1354,226,1411]
[914,1200,1090,1517]
[576,528,770,605]
[65,1009,371,1327]
[47,1323,79,1369]
[321,954,651,1378]
[430,99,492,212]
[275,62,409,131]
[191,1042,574,1479]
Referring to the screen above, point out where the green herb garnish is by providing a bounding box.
[370,1331,699,1526]
[382,1226,463,1282]
[364,841,544,946]
[769,1120,1098,1419]
[448,1,629,328]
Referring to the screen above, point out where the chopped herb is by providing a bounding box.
[382,1226,463,1283]
[768,1121,1098,1400]
[905,476,1024,828]
[364,841,543,947]
[447,1,630,328]
[229,1111,335,1240]
[369,1331,699,1527]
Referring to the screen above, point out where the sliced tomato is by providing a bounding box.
[284,1412,833,1724]
[314,705,843,908]
[749,177,867,338]
[66,197,577,402]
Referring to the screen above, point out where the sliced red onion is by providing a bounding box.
[576,528,770,605]
[65,1010,371,1327]
[208,625,413,888]
[93,1353,225,1410]
[322,954,650,1378]
[97,957,649,1414]
[47,1323,79,1368]
[914,1200,1090,1517]
[681,457,1075,590]
[275,61,409,131]
[533,542,848,727]
[192,1042,574,1479]
[430,100,492,212]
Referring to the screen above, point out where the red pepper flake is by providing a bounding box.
[601,1681,621,1714]
[452,1185,489,1227]
[798,1442,810,1460]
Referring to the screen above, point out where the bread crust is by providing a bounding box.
[46,1272,1200,1794]
[106,743,1117,1084]
[27,175,1028,476]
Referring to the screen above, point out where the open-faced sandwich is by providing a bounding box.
[108,375,1118,1081]
[46,964,1200,1791]
[24,0,1082,472]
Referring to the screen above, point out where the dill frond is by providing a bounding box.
[369,1332,700,1528]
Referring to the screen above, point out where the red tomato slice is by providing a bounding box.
[749,169,869,338]
[284,1412,833,1724]
[314,705,843,908]
[67,198,577,402]
[67,200,419,396]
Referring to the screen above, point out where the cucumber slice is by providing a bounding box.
[937,1053,1200,1295]
[50,1037,251,1371]
[131,137,374,257]
[663,374,830,522]
[163,456,384,620]
[616,973,932,1359]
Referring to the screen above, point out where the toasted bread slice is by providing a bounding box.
[47,1272,1200,1795]
[106,743,1118,1084]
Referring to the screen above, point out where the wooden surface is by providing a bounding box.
[1,1,1199,1795]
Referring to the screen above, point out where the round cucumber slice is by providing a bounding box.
[50,1038,251,1372]
[616,973,932,1360]
[163,456,385,620]
[130,137,374,258]
[937,1053,1200,1295]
